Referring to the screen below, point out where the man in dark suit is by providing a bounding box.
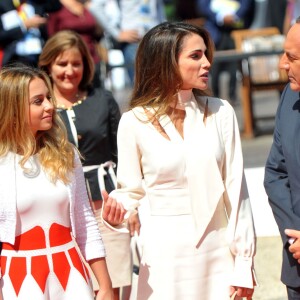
[264,16,300,300]
[0,0,61,67]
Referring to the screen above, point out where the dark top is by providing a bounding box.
[264,84,300,288]
[47,5,102,63]
[197,0,255,46]
[58,87,121,200]
[0,0,61,66]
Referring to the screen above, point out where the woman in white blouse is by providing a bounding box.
[103,21,257,300]
[0,64,113,300]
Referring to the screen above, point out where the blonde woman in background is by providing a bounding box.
[39,30,137,300]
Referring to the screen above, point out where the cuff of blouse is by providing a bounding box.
[230,256,258,289]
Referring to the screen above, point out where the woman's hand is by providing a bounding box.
[96,288,114,300]
[230,285,253,299]
[101,190,126,226]
[128,211,141,236]
[89,257,113,300]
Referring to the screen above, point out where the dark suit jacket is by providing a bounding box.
[0,0,61,65]
[197,0,255,46]
[264,84,300,288]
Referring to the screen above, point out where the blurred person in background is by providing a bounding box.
[39,30,137,300]
[283,0,300,34]
[175,0,199,21]
[88,0,166,86]
[266,0,287,34]
[0,0,61,67]
[197,0,255,104]
[47,0,104,87]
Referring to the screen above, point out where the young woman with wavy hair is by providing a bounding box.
[0,64,113,300]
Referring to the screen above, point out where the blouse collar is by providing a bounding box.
[171,89,193,110]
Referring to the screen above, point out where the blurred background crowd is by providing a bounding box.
[0,0,294,105]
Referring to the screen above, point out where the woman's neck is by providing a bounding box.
[170,89,193,110]
[178,89,193,104]
[54,87,86,109]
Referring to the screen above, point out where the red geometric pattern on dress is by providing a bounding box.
[49,223,72,247]
[9,257,27,296]
[31,255,50,293]
[68,247,88,283]
[52,252,70,290]
[1,256,7,276]
[3,226,46,250]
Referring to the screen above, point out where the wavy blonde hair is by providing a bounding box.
[0,64,75,183]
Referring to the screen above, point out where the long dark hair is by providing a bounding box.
[130,21,214,117]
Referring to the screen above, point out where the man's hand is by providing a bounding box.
[23,15,47,29]
[118,30,141,43]
[128,211,141,237]
[101,190,126,226]
[285,229,300,263]
[223,15,236,26]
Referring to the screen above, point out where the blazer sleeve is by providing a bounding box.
[72,150,106,260]
[115,111,145,200]
[221,101,256,288]
[264,87,300,247]
[101,111,143,232]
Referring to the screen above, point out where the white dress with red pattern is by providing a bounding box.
[0,157,94,299]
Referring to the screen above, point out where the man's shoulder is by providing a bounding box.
[283,84,298,96]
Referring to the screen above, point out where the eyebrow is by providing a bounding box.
[29,93,47,100]
[186,49,206,56]
[286,51,299,59]
[191,48,206,52]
